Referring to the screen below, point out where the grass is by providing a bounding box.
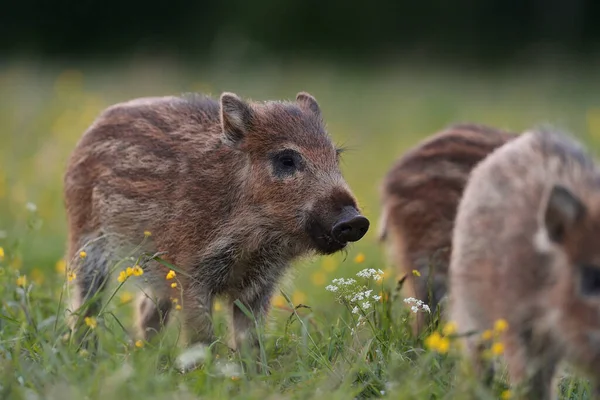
[1,58,600,399]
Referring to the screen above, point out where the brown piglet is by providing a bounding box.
[378,124,515,332]
[63,91,369,364]
[450,128,600,398]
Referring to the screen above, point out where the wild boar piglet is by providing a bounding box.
[379,123,514,332]
[450,128,600,398]
[64,91,369,356]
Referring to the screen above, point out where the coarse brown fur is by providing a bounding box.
[63,91,369,357]
[450,128,600,399]
[378,124,515,332]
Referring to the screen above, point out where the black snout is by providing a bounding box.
[332,208,370,243]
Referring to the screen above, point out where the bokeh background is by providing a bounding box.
[3,0,600,307]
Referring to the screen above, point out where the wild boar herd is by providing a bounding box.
[64,91,600,398]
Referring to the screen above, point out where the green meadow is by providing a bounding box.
[1,59,600,399]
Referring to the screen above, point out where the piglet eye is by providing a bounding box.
[579,264,600,296]
[271,149,303,178]
[280,156,295,168]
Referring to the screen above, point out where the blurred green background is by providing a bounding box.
[2,0,600,311]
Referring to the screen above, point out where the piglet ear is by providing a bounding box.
[544,184,585,243]
[296,92,322,119]
[220,92,254,146]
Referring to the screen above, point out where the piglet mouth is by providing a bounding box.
[313,231,348,255]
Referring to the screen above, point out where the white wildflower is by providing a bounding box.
[352,306,359,314]
[356,269,369,278]
[405,297,431,313]
[351,293,364,302]
[25,202,37,212]
[372,295,382,301]
[362,301,371,309]
[325,285,338,292]
[332,278,356,286]
[364,290,373,297]
[356,268,381,279]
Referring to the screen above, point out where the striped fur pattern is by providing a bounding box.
[64,91,367,352]
[450,128,600,398]
[379,124,515,332]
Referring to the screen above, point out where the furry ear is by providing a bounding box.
[296,92,322,119]
[544,184,585,243]
[220,92,254,146]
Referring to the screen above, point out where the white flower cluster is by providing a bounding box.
[325,271,385,325]
[356,268,384,280]
[325,278,357,292]
[326,285,383,314]
[403,297,431,314]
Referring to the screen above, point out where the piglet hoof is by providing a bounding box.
[175,343,210,373]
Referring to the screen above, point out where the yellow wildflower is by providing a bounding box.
[131,265,144,276]
[0,247,4,261]
[292,291,306,305]
[354,253,365,264]
[166,270,176,280]
[55,259,66,274]
[117,270,128,283]
[491,342,504,356]
[84,316,97,329]
[437,337,450,354]
[412,269,421,277]
[500,390,512,399]
[425,332,450,354]
[311,271,327,286]
[271,294,286,308]
[425,332,442,350]
[494,318,509,333]
[322,256,338,272]
[79,251,87,259]
[481,330,493,341]
[79,349,89,357]
[442,321,457,336]
[119,291,133,304]
[135,340,144,348]
[144,230,151,237]
[171,282,177,288]
[67,271,76,282]
[126,266,134,277]
[16,275,27,287]
[175,304,182,311]
[171,297,178,304]
[214,301,222,311]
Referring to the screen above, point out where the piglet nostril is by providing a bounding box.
[332,215,370,243]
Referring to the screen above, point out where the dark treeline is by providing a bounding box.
[2,0,598,63]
